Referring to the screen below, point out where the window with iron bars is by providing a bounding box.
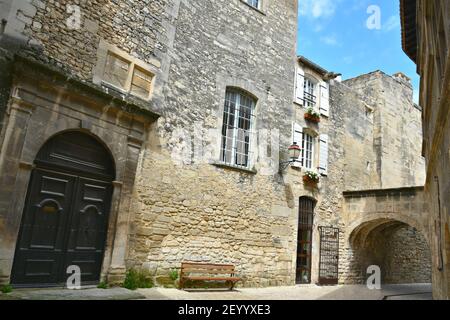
[303,78,316,108]
[220,89,255,168]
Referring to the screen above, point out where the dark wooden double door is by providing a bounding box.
[11,131,114,287]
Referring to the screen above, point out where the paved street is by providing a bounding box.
[0,283,432,300]
[137,283,432,300]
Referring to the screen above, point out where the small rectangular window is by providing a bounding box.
[304,78,316,108]
[301,133,314,169]
[246,0,260,9]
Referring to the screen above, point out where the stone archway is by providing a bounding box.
[345,217,432,284]
[11,131,115,286]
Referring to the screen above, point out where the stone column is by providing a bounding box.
[0,99,34,285]
[107,136,143,285]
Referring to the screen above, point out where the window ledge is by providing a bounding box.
[101,80,152,103]
[239,0,266,15]
[211,161,257,174]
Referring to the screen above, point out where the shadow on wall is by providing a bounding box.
[348,218,432,284]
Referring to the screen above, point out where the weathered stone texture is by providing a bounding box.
[126,0,299,287]
[400,0,450,299]
[343,71,426,189]
[0,0,433,289]
[24,0,170,80]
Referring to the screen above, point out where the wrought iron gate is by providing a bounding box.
[318,226,340,285]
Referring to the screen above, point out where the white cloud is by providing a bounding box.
[299,0,339,19]
[383,15,400,32]
[320,35,339,46]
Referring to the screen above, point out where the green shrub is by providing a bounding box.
[169,269,179,281]
[1,285,13,294]
[123,269,153,290]
[97,281,108,289]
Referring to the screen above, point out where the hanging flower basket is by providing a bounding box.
[304,108,321,123]
[303,170,320,186]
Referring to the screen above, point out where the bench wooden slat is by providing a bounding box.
[182,264,234,269]
[182,269,235,274]
[180,262,241,290]
[183,276,241,281]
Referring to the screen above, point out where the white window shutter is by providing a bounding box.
[319,81,329,117]
[292,123,303,168]
[319,134,329,175]
[295,67,305,105]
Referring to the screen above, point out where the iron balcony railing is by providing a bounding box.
[304,92,316,106]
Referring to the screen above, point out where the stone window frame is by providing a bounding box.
[93,40,157,101]
[219,87,257,170]
[211,76,265,174]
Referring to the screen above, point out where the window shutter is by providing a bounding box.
[319,81,329,117]
[292,123,303,168]
[295,67,305,105]
[319,134,329,176]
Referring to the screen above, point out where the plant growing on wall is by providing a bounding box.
[304,108,321,123]
[303,170,320,185]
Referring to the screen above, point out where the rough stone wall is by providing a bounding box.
[327,76,429,284]
[0,0,433,289]
[343,71,426,189]
[341,224,431,284]
[328,80,379,191]
[1,0,171,80]
[383,225,431,284]
[127,0,299,287]
[413,0,450,300]
[0,48,12,140]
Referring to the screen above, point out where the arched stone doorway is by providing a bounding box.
[10,131,115,287]
[348,218,432,284]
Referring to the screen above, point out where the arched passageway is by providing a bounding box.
[348,218,431,284]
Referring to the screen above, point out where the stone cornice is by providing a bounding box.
[11,53,162,121]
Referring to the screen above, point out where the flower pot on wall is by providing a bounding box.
[304,113,320,123]
[303,174,319,187]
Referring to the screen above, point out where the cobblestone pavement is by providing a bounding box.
[0,283,432,300]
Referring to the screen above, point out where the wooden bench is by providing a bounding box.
[179,262,241,290]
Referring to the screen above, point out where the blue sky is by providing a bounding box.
[297,0,419,103]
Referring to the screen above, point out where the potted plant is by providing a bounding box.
[304,108,321,123]
[303,170,320,186]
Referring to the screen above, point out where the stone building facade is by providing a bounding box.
[0,0,431,290]
[401,0,450,299]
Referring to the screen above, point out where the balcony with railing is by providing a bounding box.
[304,91,316,107]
